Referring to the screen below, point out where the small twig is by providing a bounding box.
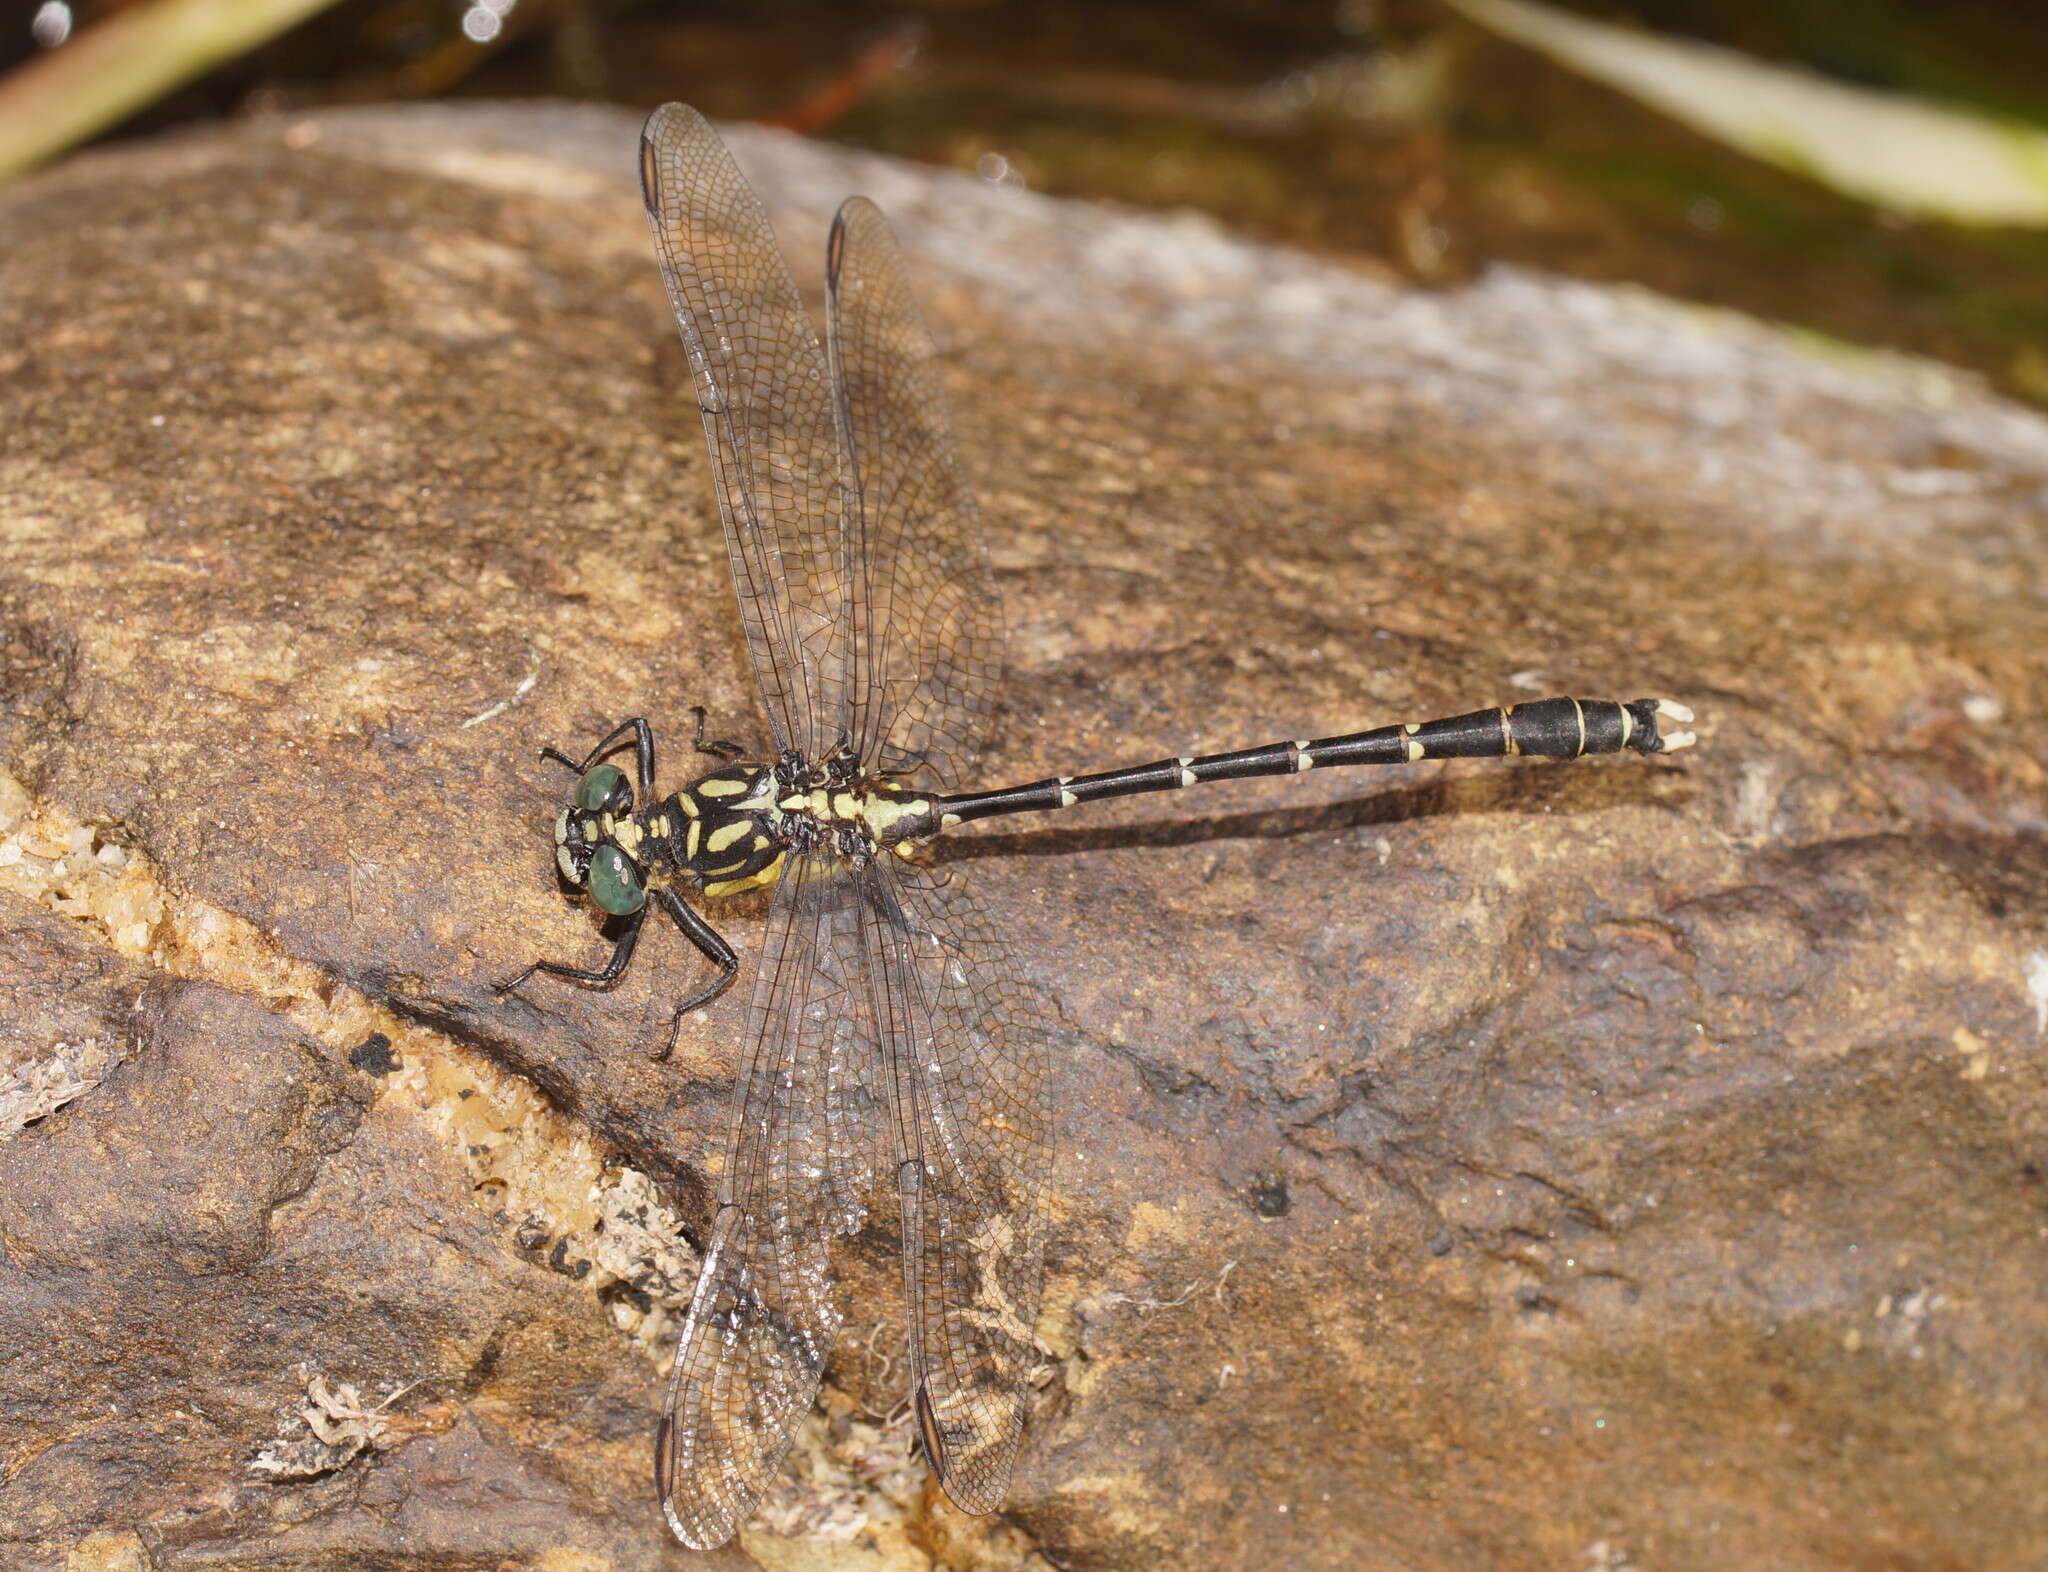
[852,1320,900,1419]
[1213,1258,1239,1307]
[0,0,345,181]
[761,20,925,135]
[460,650,542,729]
[1118,1258,1241,1315]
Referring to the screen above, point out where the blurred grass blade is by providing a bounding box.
[0,0,342,181]
[1450,0,2048,227]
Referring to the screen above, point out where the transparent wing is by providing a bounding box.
[858,859,1051,1511]
[827,196,1004,788]
[639,104,852,760]
[657,853,880,1548]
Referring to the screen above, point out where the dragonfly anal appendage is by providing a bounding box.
[1654,697,1699,751]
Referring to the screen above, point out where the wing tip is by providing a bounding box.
[641,100,699,136]
[656,1410,747,1550]
[662,1494,736,1552]
[917,1379,1026,1516]
[639,102,713,219]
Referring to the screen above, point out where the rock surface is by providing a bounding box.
[1,102,2045,1571]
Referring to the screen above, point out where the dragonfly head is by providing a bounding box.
[553,761,648,916]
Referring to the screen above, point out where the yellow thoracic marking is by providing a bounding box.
[1405,739,1424,761]
[703,852,785,898]
[831,792,860,820]
[705,820,752,854]
[613,818,644,853]
[675,793,699,817]
[861,794,932,836]
[685,819,702,860]
[779,794,806,811]
[698,778,749,797]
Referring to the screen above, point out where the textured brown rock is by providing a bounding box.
[1,102,2045,1570]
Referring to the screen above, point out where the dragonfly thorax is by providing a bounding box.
[648,758,940,900]
[552,751,944,917]
[764,758,941,865]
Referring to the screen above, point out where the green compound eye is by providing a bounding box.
[576,763,630,813]
[587,845,646,915]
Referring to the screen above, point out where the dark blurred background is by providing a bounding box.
[5,0,2047,404]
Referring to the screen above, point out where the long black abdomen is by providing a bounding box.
[937,696,1693,826]
[1319,696,1653,763]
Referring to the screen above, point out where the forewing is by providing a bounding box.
[858,860,1051,1512]
[639,104,852,760]
[658,853,880,1548]
[827,197,1003,788]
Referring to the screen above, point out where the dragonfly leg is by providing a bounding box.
[494,909,646,996]
[689,704,747,761]
[655,888,739,1060]
[541,717,659,796]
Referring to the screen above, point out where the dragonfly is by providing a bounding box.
[499,102,1696,1550]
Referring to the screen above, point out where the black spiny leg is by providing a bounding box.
[655,889,739,1060]
[542,716,658,796]
[494,909,646,997]
[689,704,747,762]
